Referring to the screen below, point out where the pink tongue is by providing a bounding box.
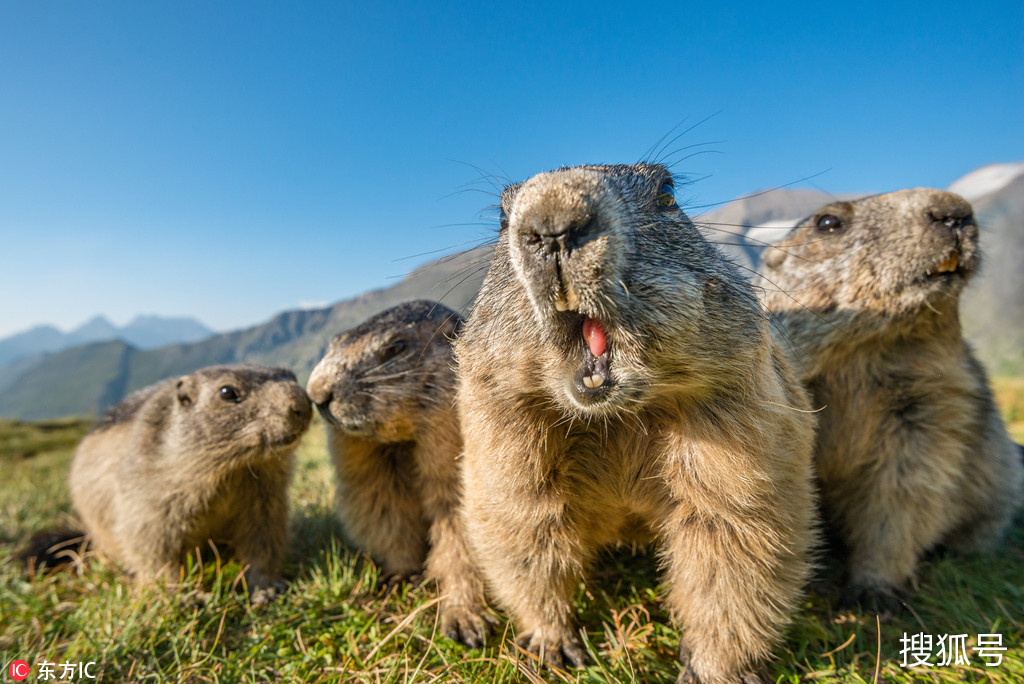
[582,316,607,357]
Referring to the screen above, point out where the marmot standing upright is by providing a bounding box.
[759,188,1023,610]
[455,163,818,684]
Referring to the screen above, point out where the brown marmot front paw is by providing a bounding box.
[515,628,587,670]
[677,644,766,684]
[677,672,765,684]
[839,582,909,616]
[375,571,422,593]
[677,672,764,684]
[249,577,288,606]
[440,604,494,648]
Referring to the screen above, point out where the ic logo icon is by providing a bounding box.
[8,660,30,681]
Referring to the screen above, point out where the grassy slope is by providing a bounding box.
[0,342,131,420]
[993,377,1024,444]
[1,380,1022,683]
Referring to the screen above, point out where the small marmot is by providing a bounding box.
[69,364,311,600]
[455,163,819,684]
[758,188,1023,611]
[306,301,489,646]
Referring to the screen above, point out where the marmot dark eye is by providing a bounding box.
[381,340,407,363]
[219,386,241,403]
[816,214,843,233]
[499,207,509,231]
[656,182,676,208]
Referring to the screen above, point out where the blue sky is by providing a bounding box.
[1,0,1022,338]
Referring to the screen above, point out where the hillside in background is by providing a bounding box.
[0,248,489,419]
[695,188,847,271]
[1,162,1020,420]
[695,165,1024,376]
[960,172,1024,375]
[0,314,214,369]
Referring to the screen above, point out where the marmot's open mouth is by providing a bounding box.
[572,315,612,400]
[548,289,615,401]
[580,316,608,388]
[926,249,961,276]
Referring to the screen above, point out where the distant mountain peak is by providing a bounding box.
[78,314,114,326]
[72,315,119,338]
[948,162,1024,202]
[0,314,215,374]
[119,315,214,349]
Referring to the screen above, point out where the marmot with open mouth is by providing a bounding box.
[456,163,818,684]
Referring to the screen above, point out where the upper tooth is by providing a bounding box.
[554,297,569,311]
[565,287,580,311]
[937,251,959,272]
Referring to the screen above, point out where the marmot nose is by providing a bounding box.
[520,210,599,255]
[927,192,975,237]
[305,372,332,406]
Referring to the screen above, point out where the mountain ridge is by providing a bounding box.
[0,247,488,419]
[0,314,215,370]
[1,162,1020,420]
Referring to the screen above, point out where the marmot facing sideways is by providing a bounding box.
[455,163,818,684]
[759,188,1023,611]
[70,364,311,600]
[306,301,490,646]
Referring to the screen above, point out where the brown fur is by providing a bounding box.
[455,163,818,684]
[758,188,1023,611]
[306,300,489,646]
[69,364,311,600]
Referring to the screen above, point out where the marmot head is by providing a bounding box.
[306,301,462,441]
[169,365,312,460]
[478,162,762,417]
[761,188,979,323]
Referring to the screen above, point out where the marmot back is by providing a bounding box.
[456,163,818,684]
[759,188,1023,611]
[306,301,489,646]
[70,364,312,600]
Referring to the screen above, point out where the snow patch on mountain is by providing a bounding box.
[948,162,1024,202]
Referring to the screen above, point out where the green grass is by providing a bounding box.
[993,376,1024,444]
[1,412,1022,683]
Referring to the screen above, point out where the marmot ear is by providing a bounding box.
[176,377,195,407]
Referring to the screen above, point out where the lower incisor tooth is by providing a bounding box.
[583,374,605,389]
